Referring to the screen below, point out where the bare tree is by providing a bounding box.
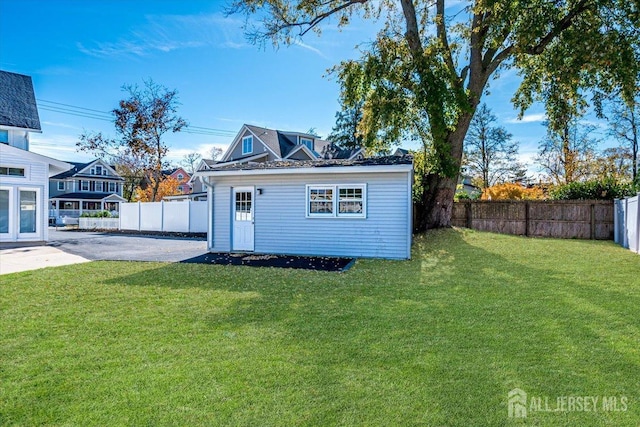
[181,152,202,175]
[463,104,519,189]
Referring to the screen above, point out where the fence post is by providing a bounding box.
[524,201,530,237]
[590,203,596,240]
[187,200,192,233]
[465,201,472,229]
[161,200,165,232]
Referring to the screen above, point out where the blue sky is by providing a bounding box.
[0,0,605,171]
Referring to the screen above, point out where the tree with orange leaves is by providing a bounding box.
[134,176,182,202]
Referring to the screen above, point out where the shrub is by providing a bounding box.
[80,210,113,218]
[481,183,545,200]
[549,180,638,200]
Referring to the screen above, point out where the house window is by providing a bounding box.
[306,184,366,218]
[338,186,364,215]
[81,180,89,191]
[96,182,103,192]
[90,168,95,174]
[57,181,65,191]
[242,136,253,155]
[109,182,116,192]
[299,137,313,150]
[95,166,102,175]
[177,173,184,180]
[307,186,334,216]
[0,167,25,177]
[0,130,8,144]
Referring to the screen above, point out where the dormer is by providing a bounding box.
[298,136,313,151]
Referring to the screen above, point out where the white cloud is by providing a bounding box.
[293,40,329,60]
[77,13,248,58]
[507,113,547,124]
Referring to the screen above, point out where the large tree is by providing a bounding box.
[78,80,187,202]
[463,104,519,189]
[229,0,639,231]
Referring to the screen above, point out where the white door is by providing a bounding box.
[232,187,254,251]
[17,187,41,240]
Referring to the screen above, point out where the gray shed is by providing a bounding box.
[195,156,413,260]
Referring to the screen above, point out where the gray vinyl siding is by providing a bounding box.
[227,129,272,160]
[209,171,411,259]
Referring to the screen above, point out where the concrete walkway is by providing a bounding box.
[0,246,90,275]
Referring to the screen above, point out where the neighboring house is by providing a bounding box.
[194,156,413,259]
[0,70,71,243]
[165,167,191,194]
[219,124,365,165]
[49,159,126,223]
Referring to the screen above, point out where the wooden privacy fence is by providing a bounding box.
[451,200,614,240]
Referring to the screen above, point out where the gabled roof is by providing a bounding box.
[0,70,41,131]
[50,159,124,180]
[227,124,333,160]
[0,143,71,176]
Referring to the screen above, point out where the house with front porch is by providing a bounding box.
[49,159,126,223]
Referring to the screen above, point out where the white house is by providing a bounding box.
[195,156,414,259]
[0,70,71,244]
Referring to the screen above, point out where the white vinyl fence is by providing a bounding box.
[78,217,120,230]
[120,201,208,233]
[614,193,640,254]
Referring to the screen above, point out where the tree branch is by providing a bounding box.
[436,0,458,83]
[525,0,592,55]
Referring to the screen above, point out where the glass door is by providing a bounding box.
[17,188,40,240]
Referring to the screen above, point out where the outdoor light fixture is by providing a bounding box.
[257,188,263,195]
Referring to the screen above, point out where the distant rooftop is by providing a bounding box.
[0,70,41,131]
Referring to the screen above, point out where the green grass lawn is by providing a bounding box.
[1,229,639,426]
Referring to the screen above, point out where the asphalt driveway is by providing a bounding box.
[48,228,208,262]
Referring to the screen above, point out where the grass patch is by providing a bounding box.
[1,229,639,426]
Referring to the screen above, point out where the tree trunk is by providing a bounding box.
[414,114,471,231]
[415,173,458,231]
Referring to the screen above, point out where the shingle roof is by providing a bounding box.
[202,155,413,173]
[50,160,124,180]
[244,124,333,158]
[0,70,41,130]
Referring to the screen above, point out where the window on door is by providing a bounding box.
[235,191,252,221]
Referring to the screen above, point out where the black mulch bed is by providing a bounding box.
[181,252,356,272]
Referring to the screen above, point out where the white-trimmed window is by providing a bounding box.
[306,184,366,218]
[95,165,102,175]
[0,167,25,177]
[109,182,116,192]
[307,186,334,216]
[57,181,65,191]
[242,136,253,154]
[299,137,313,150]
[177,173,184,180]
[81,180,89,191]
